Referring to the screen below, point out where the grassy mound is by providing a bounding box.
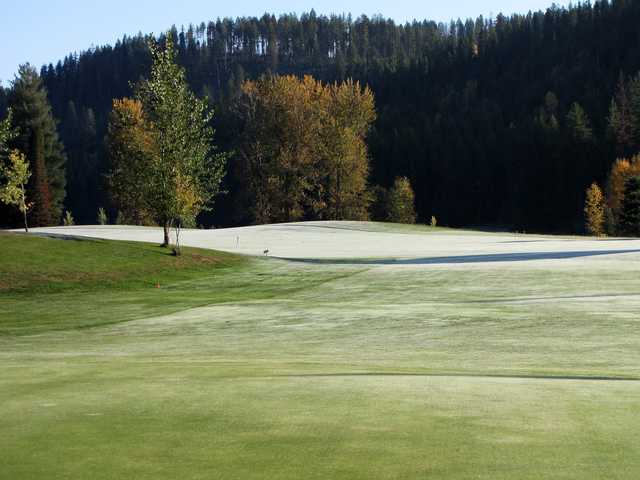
[0,233,241,294]
[0,232,348,335]
[0,232,242,293]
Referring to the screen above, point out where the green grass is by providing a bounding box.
[0,232,353,335]
[1,231,640,479]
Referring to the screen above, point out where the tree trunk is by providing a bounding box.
[21,185,28,233]
[162,221,171,247]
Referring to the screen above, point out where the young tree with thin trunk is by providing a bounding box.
[584,182,605,236]
[107,35,227,250]
[0,149,32,232]
[135,35,227,248]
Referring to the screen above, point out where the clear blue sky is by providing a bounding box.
[0,0,565,85]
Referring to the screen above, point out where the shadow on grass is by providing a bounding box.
[269,372,640,382]
[278,249,640,265]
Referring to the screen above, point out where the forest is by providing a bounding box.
[2,0,640,233]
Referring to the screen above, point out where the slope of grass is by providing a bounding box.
[0,232,242,293]
[0,232,355,335]
[1,230,640,479]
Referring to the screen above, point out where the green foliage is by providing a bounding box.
[106,35,227,244]
[368,185,388,222]
[135,34,227,240]
[618,176,640,236]
[31,2,640,231]
[106,98,156,225]
[566,103,593,143]
[386,177,417,224]
[97,207,108,225]
[0,149,31,231]
[0,110,16,160]
[62,210,75,226]
[63,103,99,222]
[7,65,66,225]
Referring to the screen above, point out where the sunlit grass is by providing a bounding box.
[1,231,639,479]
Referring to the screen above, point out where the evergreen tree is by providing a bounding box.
[26,2,640,232]
[32,128,56,226]
[619,176,640,237]
[8,65,66,225]
[566,103,593,143]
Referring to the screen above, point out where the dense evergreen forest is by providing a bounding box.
[2,0,640,232]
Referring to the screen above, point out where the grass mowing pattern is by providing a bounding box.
[1,231,640,479]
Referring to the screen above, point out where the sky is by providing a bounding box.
[0,0,566,85]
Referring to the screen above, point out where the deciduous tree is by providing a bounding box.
[386,177,417,224]
[106,98,156,225]
[107,36,227,249]
[584,183,605,236]
[234,75,376,223]
[605,155,640,227]
[0,149,31,231]
[135,35,227,247]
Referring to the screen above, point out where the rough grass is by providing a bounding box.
[1,230,640,479]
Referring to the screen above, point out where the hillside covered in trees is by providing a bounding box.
[2,0,640,232]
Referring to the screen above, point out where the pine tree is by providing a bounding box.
[8,65,66,225]
[29,128,54,226]
[619,176,640,237]
[608,75,635,156]
[584,183,605,236]
[566,103,593,143]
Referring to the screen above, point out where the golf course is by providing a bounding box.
[1,222,639,479]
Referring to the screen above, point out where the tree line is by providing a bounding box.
[3,1,640,233]
[1,37,408,244]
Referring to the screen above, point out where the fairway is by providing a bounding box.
[2,222,640,479]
